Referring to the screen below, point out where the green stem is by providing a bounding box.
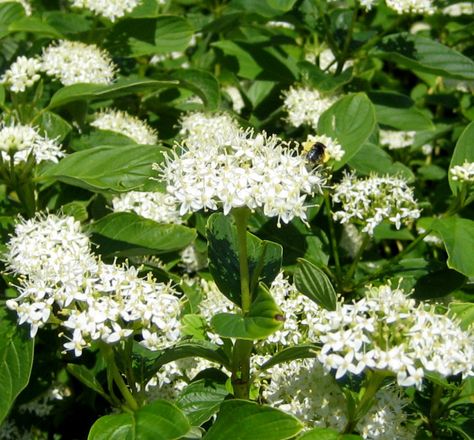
[102,344,139,411]
[232,207,251,314]
[336,3,358,74]
[344,371,386,434]
[231,339,253,400]
[324,193,342,286]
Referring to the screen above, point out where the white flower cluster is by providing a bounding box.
[91,109,158,144]
[0,123,64,164]
[304,134,345,162]
[313,283,474,389]
[179,111,242,149]
[450,161,474,183]
[5,213,182,356]
[112,190,183,224]
[0,0,31,15]
[1,56,42,93]
[442,2,474,16]
[261,358,413,439]
[70,0,141,21]
[332,172,421,235]
[283,86,337,129]
[41,40,116,86]
[379,129,416,150]
[156,123,325,226]
[262,358,348,430]
[385,0,435,14]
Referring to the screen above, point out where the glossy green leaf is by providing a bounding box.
[40,145,166,192]
[48,78,175,109]
[369,91,434,131]
[176,379,229,426]
[0,308,34,424]
[266,0,298,12]
[318,93,376,170]
[260,345,318,370]
[67,364,110,403]
[171,69,220,111]
[207,213,282,307]
[151,340,231,374]
[38,111,72,142]
[90,212,196,253]
[294,258,337,310]
[88,400,190,440]
[432,217,474,277]
[298,428,361,439]
[348,143,414,181]
[211,284,283,340]
[0,3,25,39]
[374,33,474,80]
[154,16,193,53]
[8,16,63,37]
[204,400,303,440]
[449,121,474,195]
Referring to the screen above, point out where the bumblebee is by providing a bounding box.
[302,139,330,164]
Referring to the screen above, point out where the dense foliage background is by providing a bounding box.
[0,0,473,439]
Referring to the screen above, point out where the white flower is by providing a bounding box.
[112,190,183,224]
[69,0,141,21]
[41,40,116,85]
[304,134,345,162]
[1,56,42,92]
[332,172,421,235]
[0,123,64,164]
[385,0,435,14]
[450,161,474,183]
[91,109,158,144]
[379,129,416,150]
[442,2,474,16]
[283,86,337,129]
[155,128,325,226]
[180,244,208,273]
[313,283,474,388]
[318,48,353,73]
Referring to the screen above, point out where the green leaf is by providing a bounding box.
[374,33,474,80]
[151,340,231,374]
[449,122,474,195]
[176,379,229,426]
[318,93,376,170]
[413,269,466,300]
[449,303,474,331]
[432,217,474,277]
[48,78,175,109]
[369,91,434,131]
[8,16,63,37]
[67,364,110,403]
[0,308,34,424]
[154,16,193,53]
[0,3,25,38]
[297,427,362,439]
[294,258,337,310]
[170,69,220,111]
[88,400,190,440]
[204,400,303,440]
[348,143,414,181]
[207,213,282,307]
[37,111,72,142]
[260,345,318,370]
[211,284,283,340]
[298,61,352,92]
[90,212,196,253]
[266,0,298,11]
[40,145,166,192]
